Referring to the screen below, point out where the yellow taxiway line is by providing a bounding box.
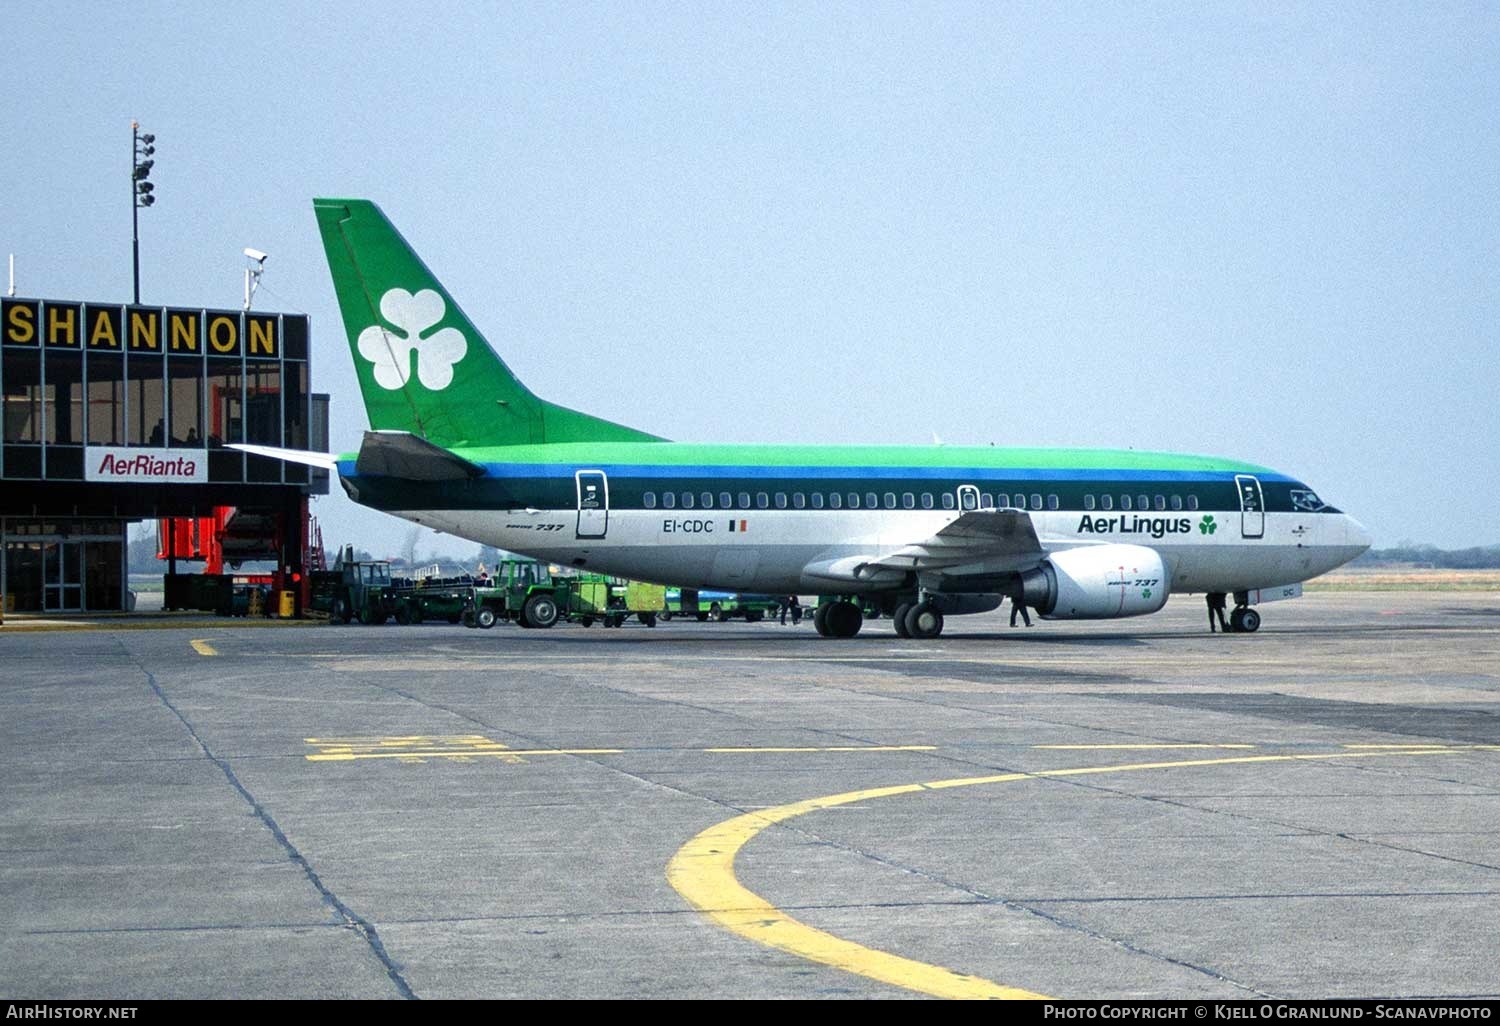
[667,744,1496,1000]
[303,738,938,763]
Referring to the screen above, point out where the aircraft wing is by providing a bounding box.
[866,507,1044,572]
[801,508,1045,586]
[354,430,484,480]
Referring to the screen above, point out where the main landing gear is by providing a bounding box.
[891,600,944,639]
[817,595,944,640]
[813,600,864,638]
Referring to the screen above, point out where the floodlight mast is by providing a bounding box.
[131,120,157,304]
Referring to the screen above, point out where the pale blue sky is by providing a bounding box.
[3,2,1496,552]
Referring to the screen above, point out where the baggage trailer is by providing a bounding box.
[567,576,666,627]
[602,580,666,628]
[714,592,779,622]
[389,574,471,625]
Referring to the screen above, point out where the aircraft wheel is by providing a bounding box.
[1231,607,1260,633]
[892,602,913,638]
[476,607,498,629]
[904,603,944,640]
[524,594,560,629]
[812,601,833,637]
[828,601,864,639]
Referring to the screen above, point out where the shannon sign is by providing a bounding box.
[2,297,308,359]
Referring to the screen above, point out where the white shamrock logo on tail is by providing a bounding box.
[357,288,468,391]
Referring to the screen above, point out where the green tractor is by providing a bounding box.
[463,559,568,629]
[309,559,399,625]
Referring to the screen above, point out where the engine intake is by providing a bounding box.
[1020,544,1170,619]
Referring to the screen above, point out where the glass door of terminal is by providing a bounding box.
[43,540,83,612]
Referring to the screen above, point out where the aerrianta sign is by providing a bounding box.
[85,447,206,484]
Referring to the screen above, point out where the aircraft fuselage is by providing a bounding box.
[338,441,1369,597]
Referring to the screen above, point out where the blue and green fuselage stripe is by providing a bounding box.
[336,443,1331,515]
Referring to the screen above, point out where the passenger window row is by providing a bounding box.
[1083,494,1200,512]
[635,490,1159,512]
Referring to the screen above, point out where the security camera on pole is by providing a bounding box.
[243,247,269,311]
[131,121,156,304]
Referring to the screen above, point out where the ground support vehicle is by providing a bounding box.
[705,590,779,622]
[310,560,400,624]
[560,575,612,627]
[387,573,473,625]
[590,580,666,628]
[457,560,570,629]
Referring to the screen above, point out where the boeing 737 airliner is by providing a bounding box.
[238,198,1370,639]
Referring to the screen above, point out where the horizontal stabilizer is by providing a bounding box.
[228,443,339,470]
[354,430,484,480]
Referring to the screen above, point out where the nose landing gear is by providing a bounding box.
[1229,606,1261,633]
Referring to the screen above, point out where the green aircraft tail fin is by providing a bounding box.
[313,198,663,449]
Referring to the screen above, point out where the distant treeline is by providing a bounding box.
[1355,545,1500,569]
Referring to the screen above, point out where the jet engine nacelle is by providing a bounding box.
[1020,544,1170,620]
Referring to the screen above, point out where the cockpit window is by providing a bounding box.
[1290,489,1325,512]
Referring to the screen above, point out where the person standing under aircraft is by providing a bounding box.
[1207,592,1230,633]
[1008,579,1032,627]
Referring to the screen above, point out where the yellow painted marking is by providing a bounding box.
[189,639,217,656]
[306,734,520,763]
[1342,743,1454,749]
[305,738,938,763]
[1032,743,1257,750]
[668,745,1489,1000]
[703,745,936,754]
[307,746,625,762]
[669,778,1044,1000]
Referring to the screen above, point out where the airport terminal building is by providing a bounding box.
[1,297,326,613]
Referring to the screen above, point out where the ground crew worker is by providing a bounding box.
[1008,578,1032,627]
[1207,592,1230,632]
